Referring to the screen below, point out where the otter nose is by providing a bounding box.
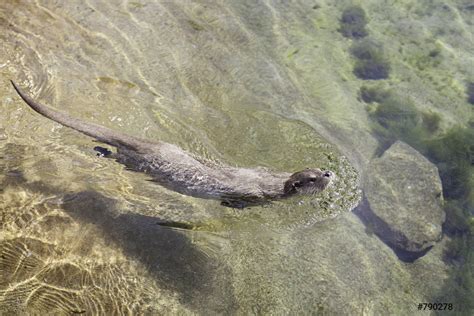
[323,171,332,178]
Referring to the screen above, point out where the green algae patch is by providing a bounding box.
[339,5,368,39]
[360,85,443,151]
[351,39,391,80]
[421,111,441,133]
[425,127,474,203]
[188,19,205,31]
[289,0,474,311]
[467,82,474,105]
[361,88,474,313]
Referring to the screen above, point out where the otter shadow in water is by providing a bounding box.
[1,169,236,313]
[60,191,236,312]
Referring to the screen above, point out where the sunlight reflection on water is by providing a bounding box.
[2,0,471,314]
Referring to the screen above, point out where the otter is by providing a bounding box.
[11,81,334,208]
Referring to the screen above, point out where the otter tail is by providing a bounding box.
[11,81,150,151]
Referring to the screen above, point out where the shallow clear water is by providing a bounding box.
[1,0,473,314]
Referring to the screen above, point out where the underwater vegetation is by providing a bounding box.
[360,84,474,312]
[359,85,391,103]
[404,42,443,72]
[467,82,474,105]
[443,200,473,236]
[360,85,472,207]
[351,40,390,80]
[360,85,439,149]
[425,127,474,205]
[340,6,390,81]
[346,3,473,308]
[441,232,474,313]
[339,5,368,39]
[421,111,441,134]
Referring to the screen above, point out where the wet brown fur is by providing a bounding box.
[11,81,333,208]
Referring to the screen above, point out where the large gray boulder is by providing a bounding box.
[364,141,445,253]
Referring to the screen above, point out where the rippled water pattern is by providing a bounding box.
[0,1,362,313]
[1,0,472,314]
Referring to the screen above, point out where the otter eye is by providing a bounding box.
[309,177,317,182]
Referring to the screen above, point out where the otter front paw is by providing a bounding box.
[94,146,112,157]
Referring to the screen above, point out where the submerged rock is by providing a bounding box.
[364,141,445,253]
[227,212,451,315]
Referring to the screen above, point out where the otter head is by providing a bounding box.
[283,168,334,196]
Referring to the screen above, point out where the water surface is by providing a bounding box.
[1,0,472,314]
